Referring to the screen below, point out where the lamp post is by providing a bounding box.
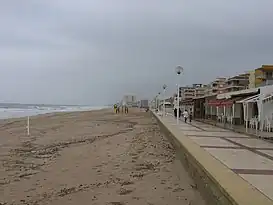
[175,65,183,125]
[155,96,157,111]
[158,92,161,112]
[163,84,167,116]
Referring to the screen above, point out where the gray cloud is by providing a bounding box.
[0,0,273,105]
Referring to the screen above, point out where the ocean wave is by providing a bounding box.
[0,106,107,119]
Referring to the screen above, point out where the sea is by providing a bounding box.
[0,103,108,120]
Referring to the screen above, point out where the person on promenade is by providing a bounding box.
[179,108,182,118]
[174,108,177,118]
[189,109,193,123]
[183,109,189,123]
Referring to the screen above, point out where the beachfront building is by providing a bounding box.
[179,86,195,100]
[179,84,206,112]
[179,84,206,99]
[204,77,226,96]
[158,100,173,114]
[194,84,207,98]
[194,84,273,135]
[221,73,249,93]
[215,88,259,125]
[193,96,207,119]
[178,86,193,112]
[248,65,273,88]
[165,96,174,104]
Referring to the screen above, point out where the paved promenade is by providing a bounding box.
[154,113,273,204]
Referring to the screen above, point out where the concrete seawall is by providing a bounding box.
[151,111,273,205]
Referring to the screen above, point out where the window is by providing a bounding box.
[266,71,273,79]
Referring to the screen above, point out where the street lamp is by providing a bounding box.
[163,84,167,117]
[175,65,183,124]
[154,96,157,110]
[158,92,161,111]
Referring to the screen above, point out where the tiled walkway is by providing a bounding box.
[196,118,273,139]
[162,115,273,201]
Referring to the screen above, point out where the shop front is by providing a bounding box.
[193,97,205,119]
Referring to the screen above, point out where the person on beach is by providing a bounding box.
[122,101,125,113]
[183,109,189,123]
[125,106,129,114]
[114,104,117,113]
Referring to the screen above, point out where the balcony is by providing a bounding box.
[184,94,195,97]
[256,74,266,80]
[212,83,218,87]
[226,77,248,82]
[225,84,247,88]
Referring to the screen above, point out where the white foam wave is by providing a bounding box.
[0,106,107,119]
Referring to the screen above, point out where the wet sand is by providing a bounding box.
[0,109,206,205]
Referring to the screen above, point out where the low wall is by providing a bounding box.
[151,111,273,205]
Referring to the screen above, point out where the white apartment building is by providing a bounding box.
[205,77,226,96]
[179,84,207,100]
[193,84,206,97]
[222,73,249,93]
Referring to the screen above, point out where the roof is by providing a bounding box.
[256,65,273,71]
[263,94,273,102]
[236,94,259,103]
[217,88,259,99]
[193,93,217,100]
[227,73,249,81]
[181,99,194,103]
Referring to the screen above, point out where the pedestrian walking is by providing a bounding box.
[174,108,177,118]
[189,109,193,123]
[179,108,182,118]
[114,104,117,113]
[183,110,189,123]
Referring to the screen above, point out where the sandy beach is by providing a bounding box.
[1,109,206,205]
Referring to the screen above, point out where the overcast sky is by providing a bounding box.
[1,0,273,105]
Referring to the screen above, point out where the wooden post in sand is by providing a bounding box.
[26,116,30,136]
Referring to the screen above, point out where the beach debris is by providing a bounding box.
[107,202,125,205]
[117,187,134,195]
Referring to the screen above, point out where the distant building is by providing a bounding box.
[204,78,226,96]
[179,84,206,100]
[222,73,249,93]
[165,96,174,105]
[248,65,273,88]
[122,95,137,107]
[180,86,195,100]
[139,99,149,108]
[193,84,207,98]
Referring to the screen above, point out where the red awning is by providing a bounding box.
[208,100,223,106]
[208,99,234,107]
[221,99,234,107]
